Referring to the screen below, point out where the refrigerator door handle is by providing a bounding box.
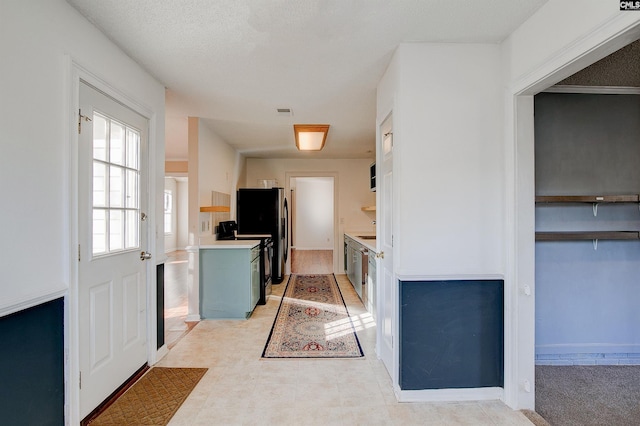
[284,198,289,262]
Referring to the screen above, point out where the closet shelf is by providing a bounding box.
[535,231,640,241]
[361,206,376,212]
[200,206,230,213]
[535,195,639,203]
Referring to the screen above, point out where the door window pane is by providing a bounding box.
[125,210,139,249]
[109,165,123,207]
[93,209,107,255]
[93,162,107,207]
[126,128,139,169]
[91,111,142,256]
[126,169,138,208]
[93,115,108,161]
[110,121,125,166]
[109,209,123,251]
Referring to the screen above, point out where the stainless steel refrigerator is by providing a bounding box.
[236,188,288,283]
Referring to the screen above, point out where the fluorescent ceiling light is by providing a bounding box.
[294,124,329,151]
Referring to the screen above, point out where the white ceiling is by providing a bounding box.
[66,0,547,160]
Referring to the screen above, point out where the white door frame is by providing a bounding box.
[508,18,640,410]
[375,109,396,386]
[66,60,159,424]
[285,172,339,275]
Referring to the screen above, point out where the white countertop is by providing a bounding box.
[199,235,261,249]
[345,232,376,252]
[235,233,271,239]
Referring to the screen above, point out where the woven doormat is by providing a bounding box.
[88,367,207,425]
[262,274,364,358]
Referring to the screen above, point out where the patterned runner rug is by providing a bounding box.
[88,367,207,425]
[262,274,364,358]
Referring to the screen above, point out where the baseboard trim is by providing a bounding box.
[156,345,169,361]
[536,352,640,366]
[396,386,504,403]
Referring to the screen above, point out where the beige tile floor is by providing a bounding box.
[159,275,533,426]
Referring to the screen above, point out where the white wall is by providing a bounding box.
[292,177,334,250]
[390,43,504,278]
[245,158,375,271]
[196,119,237,236]
[198,120,237,205]
[0,0,165,316]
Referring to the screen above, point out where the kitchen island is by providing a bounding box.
[199,236,262,319]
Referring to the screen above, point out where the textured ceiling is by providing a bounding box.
[66,0,548,160]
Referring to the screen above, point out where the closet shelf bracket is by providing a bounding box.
[592,203,598,217]
[592,239,598,251]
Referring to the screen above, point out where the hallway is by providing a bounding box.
[290,249,333,274]
[164,251,197,349]
[158,273,532,425]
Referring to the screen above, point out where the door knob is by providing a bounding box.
[140,251,152,261]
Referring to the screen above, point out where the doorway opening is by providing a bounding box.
[531,40,640,425]
[289,176,335,275]
[163,176,194,349]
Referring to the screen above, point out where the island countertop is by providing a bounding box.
[198,235,261,249]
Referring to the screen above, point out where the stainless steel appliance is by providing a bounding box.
[344,235,363,299]
[361,247,368,307]
[236,188,288,283]
[235,235,273,304]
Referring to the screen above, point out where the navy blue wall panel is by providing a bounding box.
[400,280,504,390]
[0,298,64,425]
[157,263,165,349]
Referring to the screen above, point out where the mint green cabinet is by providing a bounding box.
[200,244,260,319]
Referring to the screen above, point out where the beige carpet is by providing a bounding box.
[536,365,640,426]
[88,367,207,425]
[262,274,364,358]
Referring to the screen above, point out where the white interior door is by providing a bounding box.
[78,82,150,418]
[377,114,394,376]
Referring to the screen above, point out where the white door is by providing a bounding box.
[78,82,150,418]
[377,114,394,376]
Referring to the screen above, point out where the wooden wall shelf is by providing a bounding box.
[535,231,640,241]
[200,206,230,213]
[535,195,639,203]
[361,206,376,212]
